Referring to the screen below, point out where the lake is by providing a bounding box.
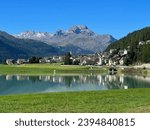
[0,74,150,95]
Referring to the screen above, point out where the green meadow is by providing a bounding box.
[0,89,150,113]
[0,64,108,75]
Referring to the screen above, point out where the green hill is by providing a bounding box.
[0,31,61,62]
[106,27,150,64]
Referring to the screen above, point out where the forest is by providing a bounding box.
[106,27,150,64]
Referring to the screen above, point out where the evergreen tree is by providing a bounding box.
[64,52,73,65]
[29,57,40,63]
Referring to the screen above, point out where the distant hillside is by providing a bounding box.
[0,31,93,63]
[106,27,150,63]
[0,31,61,62]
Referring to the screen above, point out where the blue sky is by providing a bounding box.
[0,0,150,39]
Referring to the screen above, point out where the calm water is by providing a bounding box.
[0,74,150,95]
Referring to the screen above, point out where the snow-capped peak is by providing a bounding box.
[16,31,53,39]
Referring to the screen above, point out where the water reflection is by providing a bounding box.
[0,74,150,95]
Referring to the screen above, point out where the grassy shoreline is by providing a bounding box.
[0,64,150,76]
[119,67,150,76]
[0,64,108,75]
[0,88,150,113]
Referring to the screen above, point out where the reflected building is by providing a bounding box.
[16,75,29,81]
[5,75,13,80]
[97,75,102,85]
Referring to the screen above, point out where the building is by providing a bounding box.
[80,56,96,65]
[119,57,125,65]
[139,41,145,45]
[109,49,116,54]
[6,59,14,65]
[16,59,26,65]
[123,49,128,55]
[146,40,150,44]
[108,59,113,66]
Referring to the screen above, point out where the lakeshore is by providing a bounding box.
[0,64,150,76]
[0,64,108,75]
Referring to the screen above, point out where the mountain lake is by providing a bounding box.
[0,74,150,96]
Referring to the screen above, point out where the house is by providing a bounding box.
[123,49,128,55]
[39,58,46,63]
[139,41,145,45]
[39,57,51,63]
[80,59,87,65]
[52,56,63,63]
[6,59,14,65]
[119,57,125,65]
[118,50,124,56]
[139,40,150,45]
[109,49,116,54]
[146,40,150,44]
[16,59,26,65]
[80,56,96,65]
[108,59,113,66]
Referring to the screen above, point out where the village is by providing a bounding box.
[5,40,150,66]
[5,49,128,66]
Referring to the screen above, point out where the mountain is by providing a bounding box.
[16,25,116,53]
[0,31,93,62]
[105,27,150,63]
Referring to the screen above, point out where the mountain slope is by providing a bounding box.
[105,27,150,63]
[0,31,60,62]
[106,27,150,51]
[0,31,93,62]
[16,25,116,52]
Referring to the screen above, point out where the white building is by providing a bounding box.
[119,57,125,65]
[139,41,145,45]
[123,49,128,55]
[17,59,26,65]
[6,59,14,65]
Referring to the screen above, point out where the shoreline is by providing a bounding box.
[0,64,150,76]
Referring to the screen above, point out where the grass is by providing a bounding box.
[0,64,108,75]
[0,88,150,113]
[120,67,150,76]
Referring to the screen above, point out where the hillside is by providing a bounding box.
[106,27,150,50]
[106,27,150,64]
[0,31,61,62]
[0,31,93,62]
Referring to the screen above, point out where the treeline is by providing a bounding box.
[106,27,150,64]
